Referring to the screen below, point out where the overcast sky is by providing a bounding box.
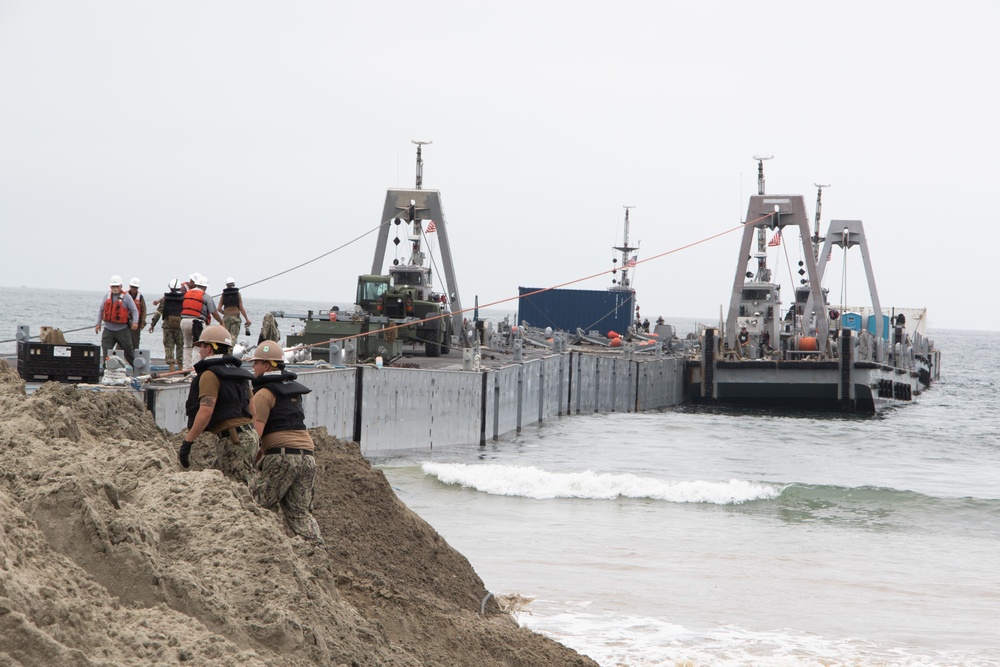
[1,2,997,332]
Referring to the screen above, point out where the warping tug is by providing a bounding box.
[686,158,940,412]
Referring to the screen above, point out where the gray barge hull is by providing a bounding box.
[686,329,938,413]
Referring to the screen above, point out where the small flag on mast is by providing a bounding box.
[768,230,782,247]
[626,256,637,267]
[426,220,437,233]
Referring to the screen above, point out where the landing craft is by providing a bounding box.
[284,142,461,360]
[686,157,940,412]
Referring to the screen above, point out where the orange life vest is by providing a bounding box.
[182,288,208,322]
[102,294,130,324]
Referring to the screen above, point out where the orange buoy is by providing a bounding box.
[798,336,818,351]
[610,337,623,347]
[608,330,621,339]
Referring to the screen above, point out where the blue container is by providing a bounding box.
[841,312,863,331]
[518,287,636,335]
[866,314,890,340]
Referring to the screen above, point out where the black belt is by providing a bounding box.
[264,447,314,456]
[218,423,254,440]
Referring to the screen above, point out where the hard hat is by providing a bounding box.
[252,340,284,362]
[188,273,199,283]
[193,273,208,288]
[226,277,236,286]
[196,325,233,348]
[129,277,141,288]
[168,278,181,290]
[109,275,123,286]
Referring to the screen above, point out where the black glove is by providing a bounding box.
[179,440,193,468]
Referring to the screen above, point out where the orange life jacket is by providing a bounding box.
[102,294,130,324]
[182,288,208,322]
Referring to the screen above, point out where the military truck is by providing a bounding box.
[281,310,401,363]
[360,268,452,357]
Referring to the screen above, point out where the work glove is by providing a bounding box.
[179,440,193,468]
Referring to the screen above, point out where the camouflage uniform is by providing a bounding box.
[223,314,243,345]
[258,312,280,345]
[215,427,260,486]
[250,453,322,543]
[150,300,183,369]
[250,368,322,545]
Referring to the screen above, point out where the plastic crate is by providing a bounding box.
[17,341,101,384]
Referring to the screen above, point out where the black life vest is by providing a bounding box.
[102,294,130,324]
[221,286,240,308]
[252,370,311,436]
[162,291,184,317]
[185,355,254,429]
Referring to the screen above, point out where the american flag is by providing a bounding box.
[626,256,637,267]
[425,220,437,233]
[768,230,782,247]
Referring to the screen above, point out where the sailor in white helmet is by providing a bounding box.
[126,277,147,351]
[94,275,139,367]
[179,273,224,369]
[149,278,185,371]
[218,277,252,343]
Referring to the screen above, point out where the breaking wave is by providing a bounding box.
[420,462,783,505]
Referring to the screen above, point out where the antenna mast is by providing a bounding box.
[612,206,637,290]
[812,183,830,260]
[412,140,432,189]
[752,155,773,282]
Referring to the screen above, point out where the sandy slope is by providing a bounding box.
[0,359,597,667]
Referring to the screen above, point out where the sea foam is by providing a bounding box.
[421,462,782,504]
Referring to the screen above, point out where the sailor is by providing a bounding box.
[760,328,772,356]
[94,275,139,367]
[126,277,147,351]
[178,325,258,484]
[179,274,223,369]
[737,326,750,357]
[218,277,252,344]
[149,278,185,372]
[248,340,324,545]
[656,316,665,326]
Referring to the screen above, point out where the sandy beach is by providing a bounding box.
[0,359,596,666]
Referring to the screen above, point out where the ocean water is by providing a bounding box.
[4,287,998,666]
[375,327,1000,667]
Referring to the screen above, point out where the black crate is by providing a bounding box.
[17,341,101,384]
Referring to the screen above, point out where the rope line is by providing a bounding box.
[284,216,765,354]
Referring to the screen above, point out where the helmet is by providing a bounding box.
[193,273,208,288]
[109,275,123,287]
[197,325,233,348]
[226,277,236,286]
[252,340,284,362]
[168,278,181,290]
[129,277,141,288]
